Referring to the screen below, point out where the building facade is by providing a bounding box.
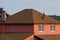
[0,8,60,40]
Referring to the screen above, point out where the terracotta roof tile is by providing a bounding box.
[6,9,34,23]
[36,35,60,40]
[0,33,33,40]
[6,9,60,24]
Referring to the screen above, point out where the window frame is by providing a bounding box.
[39,24,44,32]
[50,24,55,32]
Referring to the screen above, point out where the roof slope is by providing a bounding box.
[36,35,60,40]
[49,15,60,21]
[0,33,33,40]
[32,10,60,23]
[6,9,34,24]
[6,9,60,24]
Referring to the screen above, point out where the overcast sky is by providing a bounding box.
[0,0,60,15]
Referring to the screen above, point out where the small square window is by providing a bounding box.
[39,24,44,32]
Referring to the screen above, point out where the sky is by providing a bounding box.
[0,0,60,15]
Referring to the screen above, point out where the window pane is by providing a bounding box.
[39,25,44,31]
[50,24,55,31]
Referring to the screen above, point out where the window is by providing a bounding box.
[50,24,55,32]
[39,24,44,32]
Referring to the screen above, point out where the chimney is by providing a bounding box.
[0,8,6,22]
[42,12,45,20]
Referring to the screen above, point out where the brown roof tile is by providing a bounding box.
[6,9,34,24]
[32,9,60,23]
[36,35,60,40]
[0,32,33,40]
[6,9,60,24]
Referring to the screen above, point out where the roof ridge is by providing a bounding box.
[6,9,60,24]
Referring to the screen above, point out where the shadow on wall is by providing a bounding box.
[34,35,43,40]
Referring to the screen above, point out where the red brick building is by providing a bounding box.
[0,8,60,40]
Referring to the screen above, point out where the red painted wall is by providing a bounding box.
[0,24,34,32]
[0,25,2,32]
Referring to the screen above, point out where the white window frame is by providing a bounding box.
[50,24,55,32]
[39,24,44,32]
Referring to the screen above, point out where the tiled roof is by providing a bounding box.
[32,9,60,24]
[6,9,34,24]
[36,35,60,40]
[6,9,60,24]
[0,33,33,40]
[49,15,60,21]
